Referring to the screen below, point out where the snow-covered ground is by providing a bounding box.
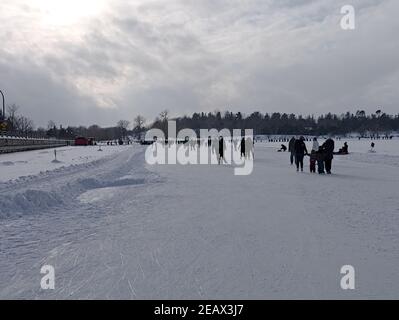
[0,140,399,299]
[0,145,130,183]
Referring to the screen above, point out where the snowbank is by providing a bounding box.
[0,145,132,183]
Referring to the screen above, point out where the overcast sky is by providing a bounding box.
[0,0,398,127]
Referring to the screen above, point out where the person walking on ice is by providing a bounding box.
[218,136,227,164]
[294,136,308,172]
[288,136,296,165]
[240,137,246,158]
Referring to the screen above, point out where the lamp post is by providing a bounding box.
[0,90,6,136]
[0,90,4,121]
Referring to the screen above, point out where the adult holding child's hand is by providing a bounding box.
[294,136,308,172]
[322,138,335,174]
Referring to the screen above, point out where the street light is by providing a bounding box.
[0,90,4,121]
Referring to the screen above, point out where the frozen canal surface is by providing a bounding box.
[1,139,399,299]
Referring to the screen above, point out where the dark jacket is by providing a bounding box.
[240,138,246,154]
[294,140,308,156]
[315,150,325,162]
[219,138,225,156]
[288,138,296,153]
[322,139,335,160]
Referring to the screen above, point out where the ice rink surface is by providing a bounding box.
[1,139,398,299]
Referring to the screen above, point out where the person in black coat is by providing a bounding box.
[240,137,246,158]
[288,137,296,165]
[322,138,335,174]
[218,136,227,164]
[294,136,308,172]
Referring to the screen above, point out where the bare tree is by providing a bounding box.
[117,120,130,139]
[133,115,146,132]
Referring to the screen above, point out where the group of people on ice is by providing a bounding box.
[287,136,339,174]
[211,136,254,165]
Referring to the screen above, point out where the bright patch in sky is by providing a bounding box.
[33,0,106,26]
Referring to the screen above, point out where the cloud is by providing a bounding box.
[0,0,398,127]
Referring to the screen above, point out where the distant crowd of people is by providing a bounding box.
[284,137,341,174]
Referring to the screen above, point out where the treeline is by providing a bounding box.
[2,104,399,140]
[152,110,399,137]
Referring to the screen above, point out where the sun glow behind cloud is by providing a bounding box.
[32,0,107,26]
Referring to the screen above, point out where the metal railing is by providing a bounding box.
[0,135,74,154]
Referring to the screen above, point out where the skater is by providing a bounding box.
[322,138,335,174]
[240,137,246,158]
[288,137,296,165]
[294,136,308,172]
[218,136,227,164]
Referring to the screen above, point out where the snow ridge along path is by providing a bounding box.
[1,143,399,299]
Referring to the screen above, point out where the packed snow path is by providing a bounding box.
[1,144,398,299]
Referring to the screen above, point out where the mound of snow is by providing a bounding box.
[0,189,65,219]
